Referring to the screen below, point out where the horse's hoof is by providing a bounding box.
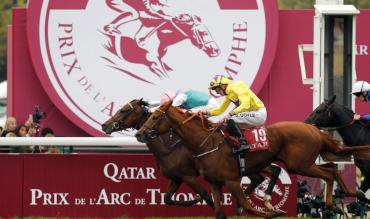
[356,190,370,203]
[266,209,286,218]
[264,201,274,212]
[333,207,344,215]
[216,213,227,219]
[193,194,202,202]
[235,207,243,216]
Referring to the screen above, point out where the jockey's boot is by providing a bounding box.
[232,137,249,155]
[226,119,250,155]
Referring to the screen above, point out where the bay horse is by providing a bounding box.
[305,95,370,197]
[135,101,370,217]
[101,99,283,218]
[102,99,214,208]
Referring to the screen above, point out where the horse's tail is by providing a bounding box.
[321,131,370,159]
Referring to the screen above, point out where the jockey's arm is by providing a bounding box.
[209,98,231,116]
[354,114,370,121]
[172,93,187,107]
[232,93,251,115]
[360,114,370,121]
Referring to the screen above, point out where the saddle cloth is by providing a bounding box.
[224,126,271,152]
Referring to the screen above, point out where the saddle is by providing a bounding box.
[222,125,270,176]
[222,125,271,153]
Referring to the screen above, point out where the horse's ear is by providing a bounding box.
[328,95,336,105]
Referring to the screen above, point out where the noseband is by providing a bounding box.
[311,104,355,131]
[112,102,149,131]
[141,108,173,139]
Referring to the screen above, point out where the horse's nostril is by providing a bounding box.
[101,124,107,131]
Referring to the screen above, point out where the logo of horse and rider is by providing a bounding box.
[101,0,220,82]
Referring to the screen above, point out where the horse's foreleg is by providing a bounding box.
[163,179,199,207]
[210,183,226,219]
[235,173,264,215]
[359,176,370,204]
[243,174,264,196]
[263,165,282,212]
[182,176,214,208]
[319,163,358,197]
[224,180,285,218]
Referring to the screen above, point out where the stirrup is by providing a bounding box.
[232,144,249,155]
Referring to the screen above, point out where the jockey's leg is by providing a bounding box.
[226,119,249,155]
[229,108,267,155]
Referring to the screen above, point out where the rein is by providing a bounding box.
[147,108,225,158]
[152,131,182,157]
[179,111,225,158]
[314,119,355,131]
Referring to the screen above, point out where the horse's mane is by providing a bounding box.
[343,105,355,117]
[172,107,214,129]
[130,99,149,107]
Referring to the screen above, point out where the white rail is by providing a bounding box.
[0,137,145,146]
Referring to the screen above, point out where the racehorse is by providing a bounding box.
[101,99,283,218]
[135,101,370,217]
[104,13,220,78]
[305,95,370,197]
[101,99,214,208]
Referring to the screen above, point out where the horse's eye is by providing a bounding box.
[152,116,158,120]
[316,109,323,114]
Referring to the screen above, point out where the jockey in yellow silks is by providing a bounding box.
[203,75,267,154]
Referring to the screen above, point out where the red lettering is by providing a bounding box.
[217,0,258,10]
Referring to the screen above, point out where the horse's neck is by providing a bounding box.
[147,131,180,157]
[134,112,151,130]
[339,123,370,145]
[335,106,370,145]
[168,108,224,153]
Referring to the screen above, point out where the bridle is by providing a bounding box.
[111,102,149,132]
[141,108,175,139]
[311,103,355,131]
[141,107,225,158]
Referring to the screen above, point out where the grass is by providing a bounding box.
[13,216,309,219]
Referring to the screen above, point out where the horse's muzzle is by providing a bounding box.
[101,124,111,134]
[135,133,147,143]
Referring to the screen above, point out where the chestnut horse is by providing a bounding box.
[135,101,370,217]
[306,95,370,198]
[102,99,283,218]
[102,99,214,208]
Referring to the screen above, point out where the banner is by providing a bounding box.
[0,154,296,217]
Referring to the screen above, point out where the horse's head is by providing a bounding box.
[174,14,220,57]
[101,99,150,134]
[305,95,354,128]
[135,101,174,143]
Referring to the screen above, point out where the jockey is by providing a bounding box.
[351,80,370,122]
[160,90,218,112]
[204,75,267,154]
